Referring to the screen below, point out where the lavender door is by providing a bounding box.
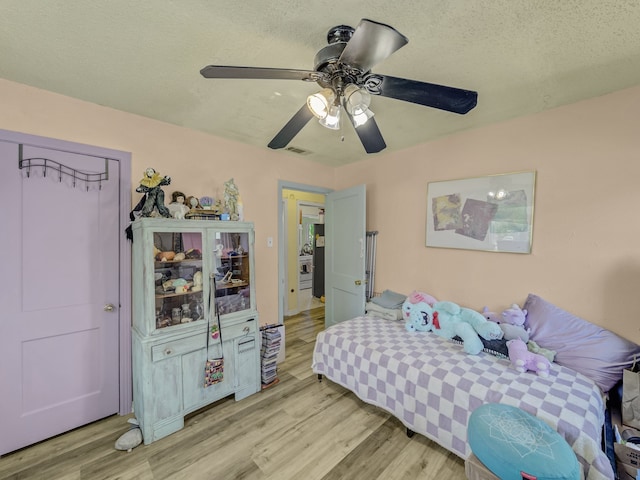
[0,140,121,455]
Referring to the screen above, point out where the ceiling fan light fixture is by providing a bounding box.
[350,108,374,127]
[319,104,341,130]
[307,88,336,119]
[202,19,478,153]
[343,84,371,116]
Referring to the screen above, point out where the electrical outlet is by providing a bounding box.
[267,237,273,247]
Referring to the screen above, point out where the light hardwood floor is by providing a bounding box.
[0,308,466,480]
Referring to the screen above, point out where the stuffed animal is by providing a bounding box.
[527,340,557,363]
[481,306,501,323]
[502,304,527,326]
[407,290,438,307]
[403,298,503,355]
[481,306,531,342]
[500,324,530,342]
[506,338,550,377]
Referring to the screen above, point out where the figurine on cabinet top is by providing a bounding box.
[224,178,240,220]
[168,191,190,219]
[186,195,201,210]
[135,168,172,218]
[199,196,214,210]
[212,199,224,215]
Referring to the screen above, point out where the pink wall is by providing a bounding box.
[0,78,335,327]
[336,85,640,343]
[2,77,639,343]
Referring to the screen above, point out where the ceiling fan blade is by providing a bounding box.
[368,74,478,114]
[200,65,324,82]
[338,19,408,73]
[352,116,386,154]
[268,104,315,149]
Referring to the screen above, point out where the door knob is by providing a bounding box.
[355,280,362,286]
[104,304,116,312]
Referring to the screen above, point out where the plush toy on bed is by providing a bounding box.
[406,290,438,307]
[506,338,550,377]
[527,340,557,363]
[502,304,528,326]
[482,306,531,342]
[403,297,503,355]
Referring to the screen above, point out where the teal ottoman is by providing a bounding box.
[467,403,581,480]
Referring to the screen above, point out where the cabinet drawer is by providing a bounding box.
[223,318,257,340]
[238,337,256,353]
[152,335,203,362]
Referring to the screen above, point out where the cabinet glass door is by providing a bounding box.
[212,231,251,315]
[153,231,205,329]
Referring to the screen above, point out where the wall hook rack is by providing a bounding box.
[17,144,109,191]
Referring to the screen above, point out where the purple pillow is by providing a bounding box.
[524,293,640,392]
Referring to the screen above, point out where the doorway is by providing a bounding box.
[278,181,331,326]
[297,201,324,313]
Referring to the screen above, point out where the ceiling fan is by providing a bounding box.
[200,18,478,154]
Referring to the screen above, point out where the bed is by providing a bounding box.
[312,314,616,480]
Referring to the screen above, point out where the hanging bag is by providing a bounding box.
[204,275,224,387]
[622,356,640,429]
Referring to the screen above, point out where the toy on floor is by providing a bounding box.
[114,418,143,452]
[506,338,550,377]
[481,306,531,342]
[403,297,503,355]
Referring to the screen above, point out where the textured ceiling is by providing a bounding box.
[1,1,640,166]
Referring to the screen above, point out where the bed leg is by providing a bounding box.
[406,428,415,438]
[317,374,323,382]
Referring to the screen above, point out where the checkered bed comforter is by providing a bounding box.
[311,316,614,480]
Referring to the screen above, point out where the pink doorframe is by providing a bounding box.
[0,128,133,415]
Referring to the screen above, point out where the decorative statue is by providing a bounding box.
[224,178,240,220]
[135,168,171,218]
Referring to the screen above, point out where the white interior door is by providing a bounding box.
[324,184,366,328]
[0,141,121,455]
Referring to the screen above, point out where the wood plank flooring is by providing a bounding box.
[0,308,466,479]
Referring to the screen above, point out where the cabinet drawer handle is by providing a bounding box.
[164,348,173,356]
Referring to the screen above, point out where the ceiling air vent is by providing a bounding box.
[285,146,312,155]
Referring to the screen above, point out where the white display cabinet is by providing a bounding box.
[131,218,260,444]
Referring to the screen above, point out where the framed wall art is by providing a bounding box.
[426,171,536,253]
